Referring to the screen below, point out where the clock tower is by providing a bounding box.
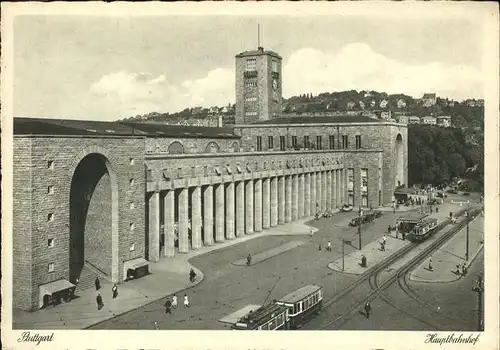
[235,46,283,124]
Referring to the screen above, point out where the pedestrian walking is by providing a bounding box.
[383,234,387,245]
[172,295,178,309]
[189,268,197,283]
[309,228,314,237]
[461,263,468,276]
[428,258,433,271]
[112,284,118,299]
[318,244,322,251]
[96,293,104,310]
[164,299,172,314]
[387,225,391,234]
[95,277,101,291]
[327,241,332,252]
[183,294,190,308]
[246,254,252,266]
[364,301,371,318]
[456,264,461,275]
[154,321,159,330]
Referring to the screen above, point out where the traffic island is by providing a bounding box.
[327,236,411,275]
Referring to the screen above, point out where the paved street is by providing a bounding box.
[89,210,405,329]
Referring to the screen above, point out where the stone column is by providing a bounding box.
[310,172,316,216]
[245,180,254,234]
[332,170,337,209]
[285,175,292,222]
[203,185,214,246]
[225,182,235,239]
[191,186,202,249]
[254,178,263,232]
[317,172,323,213]
[164,189,175,257]
[326,171,332,211]
[215,183,225,242]
[148,191,160,262]
[304,173,311,216]
[298,174,305,218]
[178,187,189,253]
[278,176,285,224]
[292,174,299,221]
[236,181,245,236]
[262,178,270,229]
[340,169,345,205]
[270,177,278,227]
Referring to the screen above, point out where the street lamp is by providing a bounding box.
[465,200,470,262]
[358,206,363,250]
[342,239,352,271]
[472,274,484,331]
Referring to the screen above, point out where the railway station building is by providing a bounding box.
[13,46,408,310]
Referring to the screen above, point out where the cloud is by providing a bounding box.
[283,43,483,100]
[89,43,483,120]
[89,69,234,119]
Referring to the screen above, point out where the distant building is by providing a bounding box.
[408,116,421,124]
[379,99,388,108]
[380,111,391,120]
[370,100,376,107]
[397,115,409,124]
[358,101,365,109]
[422,116,437,125]
[436,116,452,128]
[397,99,407,109]
[346,101,356,110]
[422,93,437,107]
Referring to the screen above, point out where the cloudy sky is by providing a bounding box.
[13,7,487,121]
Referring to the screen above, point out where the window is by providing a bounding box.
[47,160,54,170]
[291,136,297,148]
[316,136,323,150]
[246,58,256,71]
[279,136,286,151]
[48,263,55,272]
[268,136,274,149]
[329,135,335,150]
[304,136,310,149]
[130,223,135,231]
[130,202,135,210]
[272,59,279,72]
[342,135,348,149]
[256,136,262,151]
[47,185,54,194]
[355,135,362,149]
[48,238,54,248]
[47,213,54,222]
[129,158,135,166]
[129,179,135,186]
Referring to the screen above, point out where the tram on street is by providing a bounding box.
[396,213,429,235]
[409,217,439,242]
[275,284,323,329]
[231,303,289,330]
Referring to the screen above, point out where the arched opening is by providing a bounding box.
[168,141,185,154]
[205,142,220,153]
[395,134,404,187]
[69,153,118,285]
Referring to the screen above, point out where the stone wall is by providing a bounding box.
[13,137,33,310]
[13,136,147,309]
[145,137,240,155]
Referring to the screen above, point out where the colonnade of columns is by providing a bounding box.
[147,168,347,261]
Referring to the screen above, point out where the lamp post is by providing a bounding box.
[358,206,363,250]
[465,200,470,262]
[342,239,352,272]
[472,274,484,331]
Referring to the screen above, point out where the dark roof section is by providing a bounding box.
[14,117,146,136]
[14,118,240,139]
[235,47,281,59]
[253,115,384,125]
[121,122,240,139]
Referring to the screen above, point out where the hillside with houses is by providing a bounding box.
[119,91,484,135]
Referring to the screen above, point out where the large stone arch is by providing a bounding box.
[168,141,185,154]
[67,146,119,284]
[395,133,405,187]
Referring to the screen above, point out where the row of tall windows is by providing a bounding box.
[255,134,361,151]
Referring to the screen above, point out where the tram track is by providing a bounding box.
[304,207,481,330]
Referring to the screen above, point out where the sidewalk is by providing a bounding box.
[12,215,324,330]
[409,214,484,283]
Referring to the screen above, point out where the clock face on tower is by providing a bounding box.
[272,79,278,91]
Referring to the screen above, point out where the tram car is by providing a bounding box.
[275,284,323,329]
[231,303,289,330]
[408,217,438,242]
[231,285,323,330]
